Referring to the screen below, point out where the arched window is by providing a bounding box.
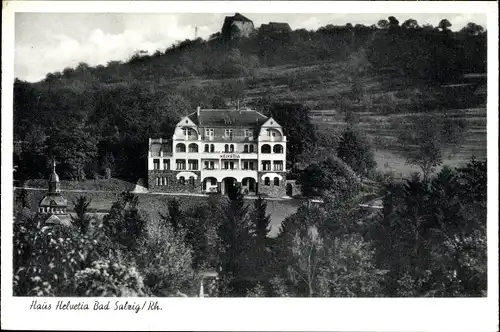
[274,177,280,186]
[230,144,234,153]
[249,145,255,153]
[261,144,271,154]
[189,176,195,186]
[224,144,229,152]
[179,176,185,185]
[273,144,283,153]
[176,143,186,153]
[210,144,215,152]
[264,177,270,186]
[243,145,248,153]
[188,143,198,153]
[204,144,209,152]
[242,178,247,186]
[211,178,217,186]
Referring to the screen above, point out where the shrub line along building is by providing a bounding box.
[148,107,288,197]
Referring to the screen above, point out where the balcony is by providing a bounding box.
[202,135,255,142]
[150,151,173,157]
[258,135,287,142]
[173,135,198,141]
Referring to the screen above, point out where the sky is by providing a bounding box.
[15,12,487,82]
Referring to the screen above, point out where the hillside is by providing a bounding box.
[13,18,487,182]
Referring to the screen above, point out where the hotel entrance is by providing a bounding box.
[221,177,237,196]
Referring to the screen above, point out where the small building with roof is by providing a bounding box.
[38,161,71,227]
[148,107,287,197]
[221,13,255,40]
[260,22,292,34]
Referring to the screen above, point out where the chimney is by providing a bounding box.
[197,106,200,117]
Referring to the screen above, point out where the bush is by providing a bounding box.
[74,257,146,296]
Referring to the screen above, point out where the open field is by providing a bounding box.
[311,107,487,177]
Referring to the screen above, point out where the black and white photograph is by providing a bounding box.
[2,1,498,331]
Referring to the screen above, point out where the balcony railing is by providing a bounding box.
[151,152,173,157]
[259,136,286,142]
[202,166,256,171]
[202,135,255,142]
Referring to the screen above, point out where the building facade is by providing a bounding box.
[221,13,255,40]
[260,22,292,34]
[148,107,287,197]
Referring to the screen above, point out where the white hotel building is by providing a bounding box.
[147,107,287,197]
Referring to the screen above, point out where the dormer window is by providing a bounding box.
[205,128,214,137]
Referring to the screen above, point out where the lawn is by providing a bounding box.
[16,188,300,237]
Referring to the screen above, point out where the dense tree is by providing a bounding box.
[392,114,467,181]
[13,212,107,296]
[250,195,271,241]
[247,195,272,284]
[377,19,390,30]
[160,198,184,232]
[287,225,324,296]
[438,19,452,32]
[137,218,195,296]
[266,103,317,169]
[103,192,145,252]
[317,234,386,297]
[299,156,360,197]
[460,22,485,36]
[336,126,377,179]
[369,158,487,296]
[402,19,420,30]
[71,196,93,235]
[387,16,400,30]
[74,257,146,296]
[217,187,253,295]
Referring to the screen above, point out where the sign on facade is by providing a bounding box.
[219,154,240,159]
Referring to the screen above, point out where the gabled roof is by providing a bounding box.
[191,109,268,127]
[45,214,72,227]
[40,193,68,207]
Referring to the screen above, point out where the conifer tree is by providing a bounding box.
[250,195,271,242]
[71,195,92,235]
[160,198,183,232]
[217,185,252,295]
